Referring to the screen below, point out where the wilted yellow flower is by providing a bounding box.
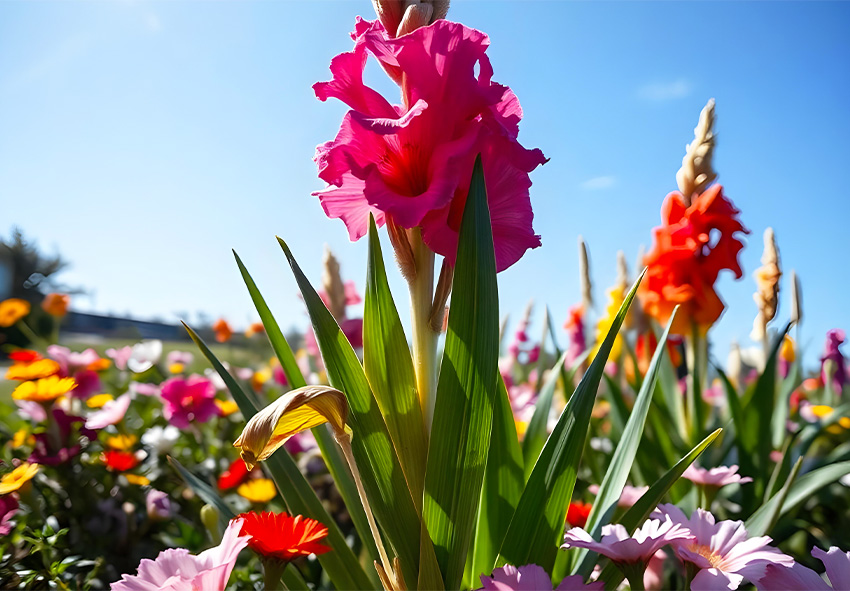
[87,393,115,408]
[10,429,35,449]
[237,478,277,503]
[12,376,76,403]
[5,359,60,381]
[168,362,185,374]
[0,298,31,327]
[0,462,39,494]
[107,434,138,451]
[41,293,70,317]
[215,399,239,417]
[124,474,151,486]
[234,385,348,469]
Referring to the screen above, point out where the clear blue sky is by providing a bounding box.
[1,1,848,368]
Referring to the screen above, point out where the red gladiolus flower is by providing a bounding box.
[640,185,748,335]
[566,501,592,528]
[103,450,140,472]
[237,511,331,562]
[218,458,252,491]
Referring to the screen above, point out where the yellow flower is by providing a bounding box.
[87,393,115,408]
[0,298,31,327]
[237,478,277,503]
[780,335,796,363]
[590,287,626,362]
[251,368,270,391]
[215,399,239,417]
[0,462,39,494]
[168,362,185,374]
[5,359,61,381]
[41,293,70,317]
[234,385,348,469]
[124,474,151,486]
[107,434,138,451]
[514,420,528,439]
[12,376,77,403]
[809,405,850,435]
[10,429,35,449]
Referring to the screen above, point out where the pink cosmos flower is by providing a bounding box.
[477,564,604,591]
[562,517,692,566]
[47,345,100,375]
[111,518,249,591]
[313,17,546,272]
[588,484,649,508]
[86,394,132,430]
[15,399,47,422]
[682,464,753,488]
[159,375,219,429]
[758,546,850,591]
[653,504,793,590]
[106,346,133,371]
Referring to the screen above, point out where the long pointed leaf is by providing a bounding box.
[233,250,378,563]
[184,323,374,590]
[363,215,428,508]
[423,156,500,590]
[497,270,645,571]
[277,237,434,588]
[746,457,803,537]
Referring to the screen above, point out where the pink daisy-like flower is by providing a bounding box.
[159,375,219,429]
[477,564,604,591]
[111,518,249,591]
[313,17,546,272]
[562,517,692,566]
[85,394,132,430]
[757,545,850,591]
[682,464,753,488]
[653,504,793,590]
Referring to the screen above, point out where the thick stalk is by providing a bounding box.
[408,228,438,431]
[686,323,706,445]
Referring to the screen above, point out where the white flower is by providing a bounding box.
[127,340,163,373]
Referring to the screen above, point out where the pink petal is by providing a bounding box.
[691,567,743,591]
[757,562,831,591]
[813,546,850,590]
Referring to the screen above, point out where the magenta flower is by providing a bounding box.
[758,546,850,591]
[653,504,793,590]
[0,494,19,536]
[313,17,546,272]
[159,375,219,429]
[29,409,96,466]
[111,518,249,591]
[86,394,132,430]
[682,464,753,488]
[477,564,604,591]
[821,329,847,393]
[562,518,692,566]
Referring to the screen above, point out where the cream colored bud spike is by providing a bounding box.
[677,98,717,206]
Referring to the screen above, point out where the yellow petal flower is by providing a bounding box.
[5,359,61,381]
[107,434,138,451]
[10,429,34,449]
[215,399,239,417]
[780,335,796,363]
[87,393,115,408]
[0,462,39,494]
[234,385,348,469]
[237,478,277,503]
[0,298,31,327]
[168,362,185,374]
[124,474,151,486]
[12,376,77,403]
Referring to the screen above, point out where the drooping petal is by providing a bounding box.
[813,546,850,590]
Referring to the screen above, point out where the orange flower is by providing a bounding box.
[212,318,233,343]
[86,358,112,372]
[0,298,31,327]
[639,185,748,334]
[236,511,331,562]
[5,359,60,381]
[566,501,592,528]
[12,376,77,402]
[41,293,70,317]
[245,322,265,338]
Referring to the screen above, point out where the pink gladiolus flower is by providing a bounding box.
[111,518,249,591]
[86,394,132,430]
[313,17,546,272]
[477,564,604,591]
[160,376,219,429]
[562,517,692,566]
[821,329,847,393]
[682,464,753,488]
[758,546,850,591]
[653,504,793,590]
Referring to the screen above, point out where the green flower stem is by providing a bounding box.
[407,228,438,431]
[620,562,646,591]
[262,558,288,590]
[686,322,706,445]
[16,319,47,350]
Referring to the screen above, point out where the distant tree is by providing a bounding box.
[1,227,71,303]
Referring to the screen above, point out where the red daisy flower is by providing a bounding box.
[103,450,140,472]
[237,511,331,562]
[9,349,42,363]
[218,458,252,490]
[566,501,592,528]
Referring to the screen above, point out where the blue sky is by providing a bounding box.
[1,1,848,367]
